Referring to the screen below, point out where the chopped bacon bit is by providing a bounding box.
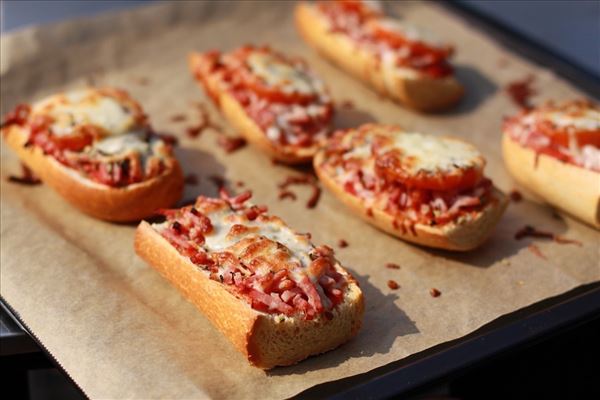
[385,263,400,270]
[515,225,582,246]
[278,174,321,209]
[307,186,321,209]
[338,239,349,248]
[339,99,355,109]
[7,163,41,185]
[366,208,374,217]
[170,114,187,123]
[186,126,203,138]
[217,135,247,153]
[186,102,222,138]
[506,75,536,110]
[134,76,150,86]
[278,190,297,201]
[527,244,547,260]
[387,280,399,290]
[184,173,199,185]
[509,189,522,202]
[429,288,441,297]
[244,204,268,221]
[157,133,179,146]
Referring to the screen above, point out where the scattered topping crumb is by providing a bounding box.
[157,133,179,146]
[387,280,399,290]
[278,174,322,209]
[339,99,355,109]
[429,288,441,297]
[515,225,582,246]
[338,239,349,248]
[7,164,41,185]
[208,175,226,190]
[278,190,297,201]
[385,263,400,270]
[184,174,199,185]
[509,190,522,202]
[170,114,187,123]
[501,258,511,266]
[217,135,247,153]
[134,76,150,86]
[527,244,547,260]
[236,181,245,188]
[506,75,536,109]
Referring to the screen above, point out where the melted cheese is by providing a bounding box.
[546,109,600,131]
[93,133,149,155]
[32,89,140,137]
[246,52,315,95]
[388,132,482,174]
[200,208,313,275]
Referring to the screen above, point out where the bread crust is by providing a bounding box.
[4,125,184,222]
[502,134,600,228]
[294,2,464,112]
[134,221,364,369]
[314,151,508,251]
[188,53,321,164]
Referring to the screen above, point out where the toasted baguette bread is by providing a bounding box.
[134,198,364,369]
[188,52,327,164]
[314,150,508,251]
[502,134,600,228]
[294,2,463,112]
[4,124,184,222]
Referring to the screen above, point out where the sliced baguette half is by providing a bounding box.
[134,207,364,369]
[188,53,323,164]
[502,134,600,228]
[314,150,508,251]
[4,125,184,222]
[294,2,464,112]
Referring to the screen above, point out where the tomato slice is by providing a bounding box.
[536,120,600,148]
[375,149,484,191]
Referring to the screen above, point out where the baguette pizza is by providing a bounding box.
[502,100,600,227]
[2,87,184,222]
[314,124,508,250]
[134,191,364,369]
[188,45,334,163]
[295,0,464,112]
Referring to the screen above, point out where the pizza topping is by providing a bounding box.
[319,124,495,227]
[191,46,333,151]
[153,192,350,320]
[1,88,176,187]
[315,0,454,78]
[504,100,600,172]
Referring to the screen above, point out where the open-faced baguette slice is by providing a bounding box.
[295,1,464,112]
[188,46,334,164]
[134,193,364,369]
[2,88,184,222]
[314,124,508,251]
[501,101,600,228]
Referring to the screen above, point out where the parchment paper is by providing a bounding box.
[1,1,599,399]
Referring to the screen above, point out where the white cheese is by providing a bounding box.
[546,109,600,131]
[93,133,149,155]
[246,52,315,95]
[387,131,482,174]
[32,89,140,137]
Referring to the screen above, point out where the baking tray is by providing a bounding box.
[1,1,599,399]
